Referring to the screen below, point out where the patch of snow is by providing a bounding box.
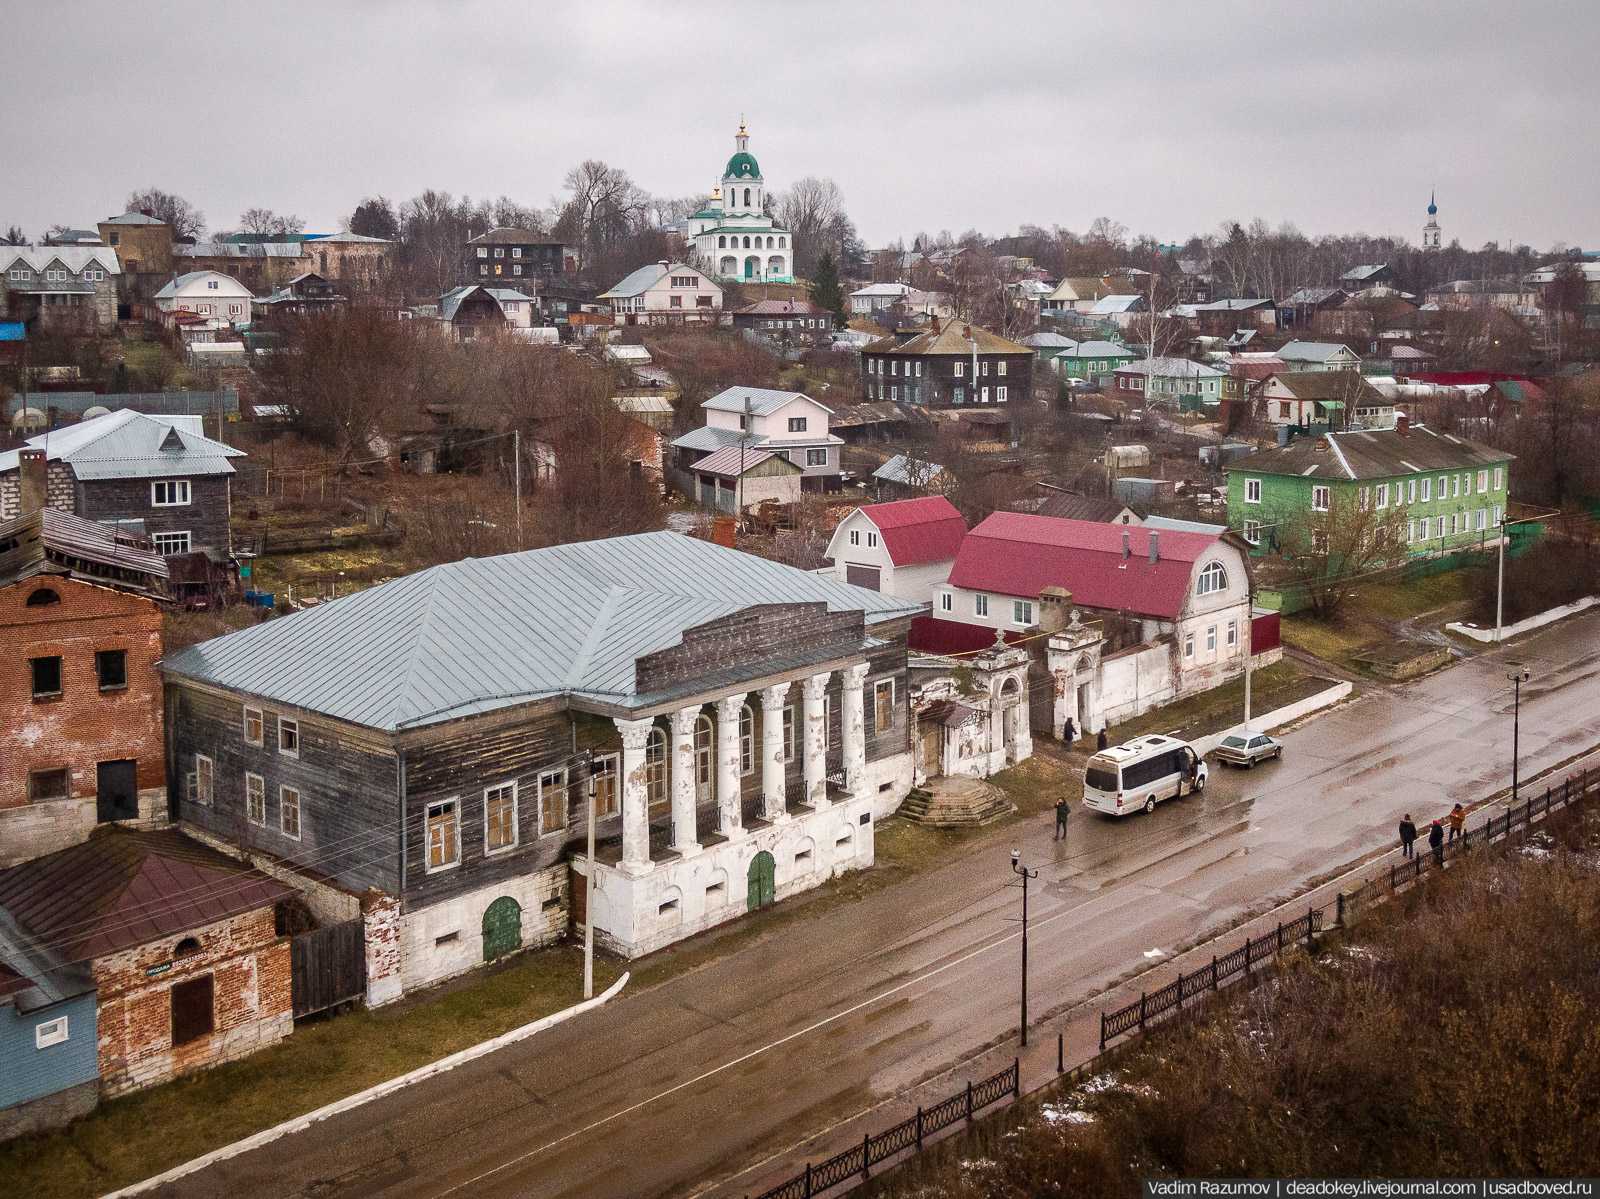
[1079,1072,1119,1094]
[1041,1103,1096,1125]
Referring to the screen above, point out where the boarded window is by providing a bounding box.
[873,680,895,731]
[170,974,215,1046]
[243,707,263,746]
[245,773,266,826]
[194,755,214,806]
[426,800,459,870]
[593,755,619,817]
[28,768,69,801]
[280,786,301,839]
[484,783,518,853]
[538,770,567,836]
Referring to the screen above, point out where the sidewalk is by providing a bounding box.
[713,751,1600,1199]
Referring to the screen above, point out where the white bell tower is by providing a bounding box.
[1423,191,1442,252]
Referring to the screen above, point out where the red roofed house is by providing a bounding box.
[824,497,966,603]
[932,513,1252,735]
[0,828,292,1097]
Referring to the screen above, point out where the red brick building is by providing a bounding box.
[0,828,293,1096]
[0,508,169,865]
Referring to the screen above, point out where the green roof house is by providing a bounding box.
[1052,340,1135,381]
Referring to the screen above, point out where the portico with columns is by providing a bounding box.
[577,650,912,959]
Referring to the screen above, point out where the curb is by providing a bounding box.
[100,972,630,1199]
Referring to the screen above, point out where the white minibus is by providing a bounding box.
[1082,734,1207,816]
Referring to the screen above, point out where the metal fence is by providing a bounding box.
[750,1059,1019,1199]
[1099,907,1322,1051]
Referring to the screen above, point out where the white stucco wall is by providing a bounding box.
[399,864,567,992]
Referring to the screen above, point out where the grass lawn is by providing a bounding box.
[1282,566,1480,673]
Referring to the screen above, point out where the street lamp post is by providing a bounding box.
[1010,849,1039,1047]
[1507,665,1529,804]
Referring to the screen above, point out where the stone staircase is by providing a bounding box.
[897,777,1013,828]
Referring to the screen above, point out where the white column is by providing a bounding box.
[1010,674,1033,763]
[669,707,700,855]
[841,662,870,795]
[759,683,789,822]
[802,672,831,807]
[614,717,655,875]
[715,693,748,836]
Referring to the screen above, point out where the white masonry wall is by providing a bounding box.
[399,863,568,992]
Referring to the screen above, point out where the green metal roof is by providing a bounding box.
[725,151,761,179]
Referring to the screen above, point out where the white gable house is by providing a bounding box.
[154,271,253,327]
[670,387,843,499]
[599,261,722,326]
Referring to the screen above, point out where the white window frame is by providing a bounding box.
[1183,633,1195,659]
[425,799,460,872]
[997,385,1008,402]
[243,706,263,746]
[974,593,989,617]
[1477,470,1488,493]
[1375,483,1388,509]
[1493,467,1503,490]
[1196,560,1228,597]
[782,705,796,762]
[1475,508,1487,531]
[866,531,878,549]
[1407,479,1417,504]
[849,529,860,546]
[483,781,519,855]
[1244,478,1261,504]
[1243,519,1261,545]
[278,717,300,758]
[1421,477,1432,501]
[739,704,755,775]
[279,785,302,840]
[806,448,827,467]
[152,531,191,555]
[1206,625,1217,652]
[998,360,1008,376]
[953,362,964,378]
[1012,599,1034,626]
[939,592,953,613]
[1226,620,1238,647]
[1311,485,1330,512]
[193,754,213,806]
[151,479,191,507]
[537,769,567,837]
[245,772,266,827]
[35,1016,69,1049]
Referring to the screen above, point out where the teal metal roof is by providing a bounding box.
[162,532,922,730]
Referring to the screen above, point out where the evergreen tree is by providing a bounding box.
[810,250,846,329]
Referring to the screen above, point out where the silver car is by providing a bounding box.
[1214,731,1283,768]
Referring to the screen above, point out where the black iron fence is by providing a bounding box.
[1099,907,1322,1051]
[750,1059,1019,1199]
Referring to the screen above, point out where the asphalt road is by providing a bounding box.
[149,610,1600,1199]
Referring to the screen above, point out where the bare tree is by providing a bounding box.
[1257,490,1410,619]
[1,225,25,246]
[775,176,855,278]
[125,187,205,239]
[398,189,475,295]
[237,208,306,237]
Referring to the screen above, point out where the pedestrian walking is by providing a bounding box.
[1398,814,1417,860]
[1062,717,1076,744]
[1054,797,1070,840]
[1448,803,1465,845]
[1428,819,1445,866]
[1096,728,1108,751]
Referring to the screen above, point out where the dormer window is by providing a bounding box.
[207,280,219,289]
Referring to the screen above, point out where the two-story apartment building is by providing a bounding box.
[1112,357,1225,406]
[669,386,843,500]
[162,532,922,986]
[0,410,245,560]
[0,247,121,331]
[599,261,722,326]
[0,508,170,865]
[824,497,966,603]
[1226,421,1513,559]
[465,227,571,283]
[860,318,1033,409]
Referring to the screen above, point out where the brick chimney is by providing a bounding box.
[1121,530,1131,561]
[18,448,47,514]
[1396,412,1410,436]
[1148,530,1160,563]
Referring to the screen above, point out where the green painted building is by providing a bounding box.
[1226,424,1513,560]
[1052,339,1135,382]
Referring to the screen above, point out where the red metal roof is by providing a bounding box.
[860,496,966,566]
[948,513,1220,620]
[0,828,291,963]
[908,615,1024,655]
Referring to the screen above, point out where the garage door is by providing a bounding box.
[845,564,881,591]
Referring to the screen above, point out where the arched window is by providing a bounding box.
[742,236,751,249]
[779,236,786,249]
[1196,560,1228,597]
[743,187,751,208]
[26,588,61,607]
[718,235,726,248]
[175,936,201,957]
[740,704,754,774]
[645,727,667,812]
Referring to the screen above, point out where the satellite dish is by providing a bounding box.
[81,405,112,420]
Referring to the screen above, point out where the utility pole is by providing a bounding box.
[1009,849,1038,1047]
[583,764,597,1000]
[1494,514,1506,642]
[512,428,523,546]
[1243,582,1254,727]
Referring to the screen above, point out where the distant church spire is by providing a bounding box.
[1423,189,1441,251]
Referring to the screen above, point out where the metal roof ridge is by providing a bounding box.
[389,563,455,727]
[566,585,626,690]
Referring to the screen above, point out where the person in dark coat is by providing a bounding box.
[1054,797,1070,840]
[1096,728,1108,751]
[1428,819,1445,866]
[1398,814,1418,859]
[1062,717,1076,744]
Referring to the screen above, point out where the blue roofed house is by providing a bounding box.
[0,910,99,1140]
[669,386,842,501]
[162,532,925,982]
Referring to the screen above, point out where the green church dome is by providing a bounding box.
[725,151,762,179]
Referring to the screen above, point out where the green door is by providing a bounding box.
[482,896,522,962]
[747,851,776,911]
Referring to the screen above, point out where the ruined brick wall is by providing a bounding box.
[0,463,75,521]
[362,890,403,1007]
[0,576,166,861]
[93,904,292,1097]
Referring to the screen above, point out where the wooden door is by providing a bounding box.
[747,851,776,911]
[920,724,943,779]
[482,897,522,962]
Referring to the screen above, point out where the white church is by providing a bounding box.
[685,121,795,284]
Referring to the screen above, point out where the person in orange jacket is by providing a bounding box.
[1448,802,1466,845]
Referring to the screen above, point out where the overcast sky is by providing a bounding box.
[4,1,1595,252]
